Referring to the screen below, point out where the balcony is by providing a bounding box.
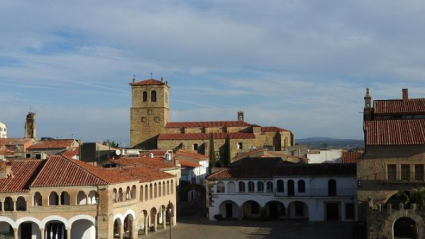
[274,188,356,198]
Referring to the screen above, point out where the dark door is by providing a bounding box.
[288,180,295,196]
[20,223,32,239]
[394,217,417,239]
[226,203,233,218]
[328,179,336,196]
[269,202,279,219]
[326,203,339,221]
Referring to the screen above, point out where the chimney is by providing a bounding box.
[402,89,408,102]
[132,75,136,83]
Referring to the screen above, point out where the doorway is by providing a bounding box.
[288,180,295,196]
[226,203,233,218]
[326,203,339,221]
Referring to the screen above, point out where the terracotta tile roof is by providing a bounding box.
[233,148,308,163]
[180,160,200,168]
[364,119,425,145]
[165,121,252,128]
[0,138,33,146]
[374,99,425,114]
[175,149,208,161]
[274,164,356,177]
[61,147,80,159]
[207,157,285,179]
[341,152,363,164]
[0,160,43,193]
[158,132,255,140]
[112,157,177,170]
[27,139,76,150]
[130,78,169,87]
[261,126,290,132]
[108,165,174,183]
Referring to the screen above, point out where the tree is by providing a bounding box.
[209,134,216,171]
[397,188,425,209]
[222,133,231,166]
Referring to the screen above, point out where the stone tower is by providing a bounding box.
[363,88,372,121]
[130,77,170,149]
[24,112,37,139]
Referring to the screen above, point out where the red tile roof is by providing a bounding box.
[0,138,33,146]
[364,119,425,145]
[261,126,290,132]
[111,157,177,170]
[165,121,252,128]
[180,160,200,168]
[274,164,356,177]
[341,152,363,164]
[158,132,255,140]
[130,78,169,87]
[0,160,43,193]
[208,157,285,179]
[374,99,425,114]
[175,149,208,161]
[61,147,80,159]
[28,139,76,150]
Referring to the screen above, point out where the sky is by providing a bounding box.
[1,1,425,145]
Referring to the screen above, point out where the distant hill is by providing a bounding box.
[296,137,364,150]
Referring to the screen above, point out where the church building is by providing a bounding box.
[129,78,294,159]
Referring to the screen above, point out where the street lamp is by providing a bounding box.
[167,201,173,239]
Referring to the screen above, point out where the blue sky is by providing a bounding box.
[1,0,425,145]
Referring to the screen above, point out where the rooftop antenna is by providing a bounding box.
[150,72,153,79]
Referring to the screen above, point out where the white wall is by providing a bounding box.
[307,149,342,164]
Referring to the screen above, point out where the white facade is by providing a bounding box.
[181,160,209,202]
[0,122,6,139]
[208,176,357,222]
[307,149,342,163]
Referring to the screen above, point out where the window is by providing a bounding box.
[143,91,147,102]
[217,182,225,193]
[154,117,160,123]
[298,180,305,193]
[328,179,336,196]
[266,182,273,193]
[415,164,424,181]
[387,164,396,180]
[239,181,246,192]
[248,181,255,192]
[193,144,198,151]
[151,90,157,102]
[35,154,41,159]
[237,142,243,150]
[25,154,31,158]
[401,164,410,181]
[277,180,284,192]
[257,181,264,192]
[345,203,354,220]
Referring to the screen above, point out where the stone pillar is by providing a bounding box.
[0,201,3,211]
[40,229,44,239]
[13,228,18,239]
[119,221,124,239]
[58,193,61,206]
[153,213,157,232]
[162,210,166,229]
[66,228,71,239]
[128,218,134,239]
[86,195,89,205]
[238,207,243,221]
[13,200,16,212]
[144,216,149,235]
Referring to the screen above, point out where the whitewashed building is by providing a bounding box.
[307,149,342,163]
[207,158,357,222]
[0,122,6,139]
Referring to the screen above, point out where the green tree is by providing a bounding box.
[209,133,216,171]
[222,133,231,166]
[398,188,425,209]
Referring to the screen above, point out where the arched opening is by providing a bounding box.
[242,200,261,219]
[288,180,295,196]
[228,181,236,193]
[19,221,41,239]
[16,196,26,211]
[118,188,123,202]
[145,186,149,201]
[167,181,170,195]
[77,191,87,205]
[266,181,273,193]
[88,191,98,204]
[61,192,70,205]
[158,205,166,229]
[154,183,157,198]
[150,207,158,231]
[257,181,264,192]
[265,201,285,220]
[143,91,147,102]
[277,180,284,192]
[219,200,239,219]
[33,192,42,206]
[158,183,162,197]
[386,190,425,210]
[112,188,117,202]
[171,180,174,194]
[239,181,246,192]
[328,179,337,196]
[141,210,148,235]
[71,219,95,239]
[288,201,309,221]
[151,90,157,102]
[123,214,135,238]
[45,220,67,239]
[125,187,131,200]
[0,221,13,237]
[248,181,255,192]
[113,218,122,239]
[163,182,166,196]
[394,217,417,239]
[140,186,144,202]
[4,197,13,211]
[298,180,306,193]
[150,184,153,199]
[49,192,59,206]
[217,182,225,193]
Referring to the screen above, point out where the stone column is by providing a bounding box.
[144,216,149,235]
[13,228,18,239]
[238,207,243,221]
[0,201,3,211]
[86,195,89,205]
[153,213,157,232]
[162,210,166,229]
[13,200,16,212]
[119,221,124,239]
[128,218,133,239]
[40,229,45,239]
[66,228,71,239]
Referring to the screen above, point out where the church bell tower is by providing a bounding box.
[25,112,37,139]
[129,77,170,149]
